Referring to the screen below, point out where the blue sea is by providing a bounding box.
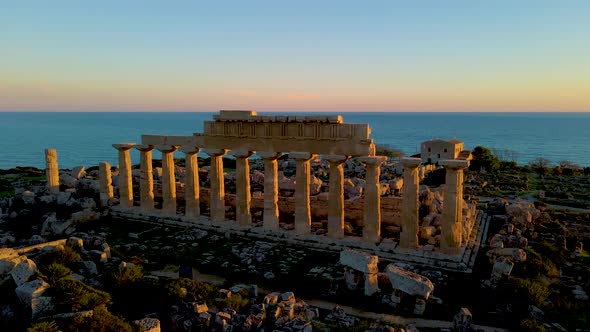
[1,112,589,169]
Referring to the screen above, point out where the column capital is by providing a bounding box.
[290,152,317,161]
[258,151,282,160]
[156,145,178,153]
[440,159,469,170]
[180,146,200,155]
[202,148,228,157]
[324,155,349,163]
[401,157,422,169]
[134,144,154,152]
[358,155,387,166]
[229,149,255,158]
[113,143,136,151]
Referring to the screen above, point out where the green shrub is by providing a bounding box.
[66,306,138,332]
[510,278,550,307]
[41,245,81,268]
[518,319,548,332]
[223,294,249,312]
[37,263,72,285]
[27,321,61,332]
[110,265,143,289]
[52,279,111,312]
[165,278,216,302]
[523,248,559,278]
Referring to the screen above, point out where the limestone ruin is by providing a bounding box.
[49,110,485,271]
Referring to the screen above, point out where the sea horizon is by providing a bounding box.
[2,111,590,169]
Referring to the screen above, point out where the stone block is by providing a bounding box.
[134,318,161,332]
[386,264,434,299]
[339,249,378,274]
[15,279,49,306]
[11,259,36,286]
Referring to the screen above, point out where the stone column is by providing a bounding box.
[291,152,317,235]
[112,143,136,209]
[45,148,60,194]
[400,157,422,248]
[230,150,254,226]
[99,161,113,206]
[203,149,227,222]
[358,156,387,243]
[134,145,155,211]
[440,159,469,252]
[325,155,348,239]
[156,145,178,215]
[180,146,200,218]
[258,152,282,231]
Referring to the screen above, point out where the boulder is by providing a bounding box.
[339,249,378,274]
[70,209,100,224]
[41,213,75,236]
[15,279,52,318]
[251,170,265,186]
[22,191,35,204]
[0,248,18,260]
[310,176,323,195]
[11,259,37,286]
[59,173,79,188]
[134,318,161,332]
[0,255,27,274]
[386,264,434,299]
[71,166,86,179]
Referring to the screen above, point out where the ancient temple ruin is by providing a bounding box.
[79,111,485,271]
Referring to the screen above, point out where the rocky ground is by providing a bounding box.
[1,158,589,331]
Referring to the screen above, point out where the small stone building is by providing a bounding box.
[420,139,465,165]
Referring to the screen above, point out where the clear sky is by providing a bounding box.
[1,1,589,112]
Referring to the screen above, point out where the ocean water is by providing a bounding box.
[0,112,589,169]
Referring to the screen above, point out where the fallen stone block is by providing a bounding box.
[11,259,37,286]
[339,249,378,274]
[386,264,434,299]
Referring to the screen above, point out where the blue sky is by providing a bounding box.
[1,1,589,112]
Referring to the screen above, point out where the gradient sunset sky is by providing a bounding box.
[1,1,589,112]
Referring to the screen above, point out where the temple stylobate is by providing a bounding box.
[105,111,479,268]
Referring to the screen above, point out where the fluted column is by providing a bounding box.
[358,156,387,243]
[259,152,282,231]
[156,145,178,215]
[229,150,254,226]
[45,148,60,194]
[203,148,227,222]
[99,161,113,206]
[291,152,316,235]
[181,146,200,219]
[134,145,155,211]
[400,157,421,248]
[325,155,348,239]
[440,159,469,252]
[113,143,136,209]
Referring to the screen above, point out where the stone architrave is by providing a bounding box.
[358,156,387,243]
[258,152,282,231]
[440,159,469,252]
[45,149,59,194]
[203,148,227,222]
[290,152,316,235]
[325,155,348,239]
[134,145,155,211]
[180,146,200,219]
[156,145,178,215]
[112,143,136,208]
[230,150,254,226]
[400,157,422,248]
[99,162,113,206]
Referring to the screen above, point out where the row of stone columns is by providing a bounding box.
[398,158,468,251]
[109,143,391,243]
